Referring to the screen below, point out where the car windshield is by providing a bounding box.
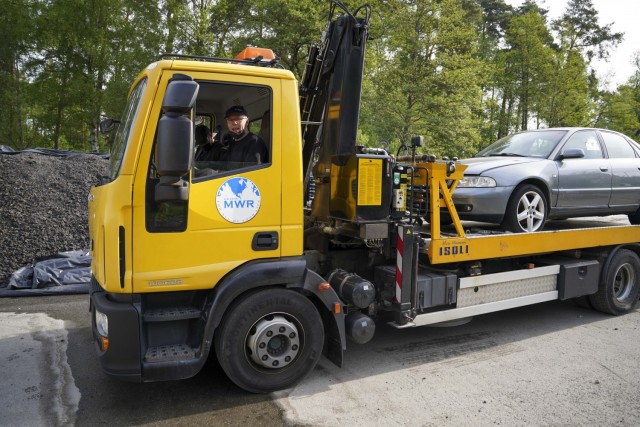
[475,130,568,158]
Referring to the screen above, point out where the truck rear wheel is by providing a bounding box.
[589,249,640,315]
[214,288,324,393]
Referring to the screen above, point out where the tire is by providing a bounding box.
[628,208,640,225]
[440,217,454,226]
[214,288,324,393]
[502,184,547,233]
[572,295,593,309]
[589,249,640,315]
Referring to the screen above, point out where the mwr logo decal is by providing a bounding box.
[216,177,262,223]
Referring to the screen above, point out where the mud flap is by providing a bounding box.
[299,268,346,368]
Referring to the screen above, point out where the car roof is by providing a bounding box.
[513,127,634,140]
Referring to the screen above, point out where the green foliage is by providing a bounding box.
[595,53,640,141]
[359,0,486,158]
[0,0,32,149]
[0,0,635,156]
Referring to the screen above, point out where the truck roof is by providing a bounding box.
[155,58,296,80]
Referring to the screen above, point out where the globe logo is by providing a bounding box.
[216,177,262,223]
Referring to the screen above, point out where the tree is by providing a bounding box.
[595,52,640,140]
[539,48,591,127]
[502,9,555,130]
[545,0,624,129]
[553,0,623,63]
[229,0,326,77]
[475,0,514,145]
[0,0,31,149]
[360,0,486,158]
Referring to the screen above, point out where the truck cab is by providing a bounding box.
[91,57,304,295]
[89,56,324,386]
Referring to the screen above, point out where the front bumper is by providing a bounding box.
[451,186,515,224]
[91,281,142,382]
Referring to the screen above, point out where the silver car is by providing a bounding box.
[452,128,640,232]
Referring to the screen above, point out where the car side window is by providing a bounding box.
[600,131,637,158]
[562,130,603,159]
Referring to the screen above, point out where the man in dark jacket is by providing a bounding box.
[224,105,268,164]
[195,124,225,162]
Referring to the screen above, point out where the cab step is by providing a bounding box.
[143,306,201,322]
[145,344,195,362]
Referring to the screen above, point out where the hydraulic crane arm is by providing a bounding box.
[299,1,371,217]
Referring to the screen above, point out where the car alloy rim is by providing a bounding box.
[516,191,545,232]
[246,313,301,369]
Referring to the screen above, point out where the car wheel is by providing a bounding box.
[502,184,547,233]
[589,249,640,315]
[214,288,324,393]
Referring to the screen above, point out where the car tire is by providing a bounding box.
[502,184,547,233]
[214,288,324,393]
[628,208,640,225]
[589,249,640,315]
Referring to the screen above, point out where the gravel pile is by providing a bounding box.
[0,152,109,286]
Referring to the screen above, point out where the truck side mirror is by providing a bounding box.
[154,74,199,202]
[99,118,120,134]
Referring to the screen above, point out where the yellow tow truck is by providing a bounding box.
[89,2,640,393]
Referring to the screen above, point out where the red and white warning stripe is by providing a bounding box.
[395,226,403,302]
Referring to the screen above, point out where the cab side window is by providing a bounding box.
[193,81,271,180]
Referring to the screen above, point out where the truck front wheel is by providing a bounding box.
[589,249,640,315]
[214,288,324,393]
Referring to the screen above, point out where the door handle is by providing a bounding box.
[599,166,608,172]
[252,231,279,251]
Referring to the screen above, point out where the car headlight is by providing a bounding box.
[95,309,109,337]
[457,176,497,188]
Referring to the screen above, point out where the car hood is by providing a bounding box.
[460,157,544,175]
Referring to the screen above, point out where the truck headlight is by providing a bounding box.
[457,176,497,188]
[95,309,109,337]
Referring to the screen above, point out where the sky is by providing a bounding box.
[504,0,639,89]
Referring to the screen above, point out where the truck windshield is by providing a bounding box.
[109,78,148,180]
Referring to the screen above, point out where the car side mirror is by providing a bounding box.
[560,148,585,159]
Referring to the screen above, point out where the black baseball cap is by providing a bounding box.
[225,105,248,118]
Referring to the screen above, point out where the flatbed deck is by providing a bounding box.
[420,215,640,264]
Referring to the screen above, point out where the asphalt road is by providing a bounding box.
[0,295,287,427]
[1,293,638,426]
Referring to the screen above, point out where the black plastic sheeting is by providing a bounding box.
[0,250,91,297]
[0,145,109,159]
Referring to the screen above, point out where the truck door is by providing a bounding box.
[130,71,282,293]
[556,129,612,208]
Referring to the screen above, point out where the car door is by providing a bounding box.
[555,129,612,208]
[600,130,640,208]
